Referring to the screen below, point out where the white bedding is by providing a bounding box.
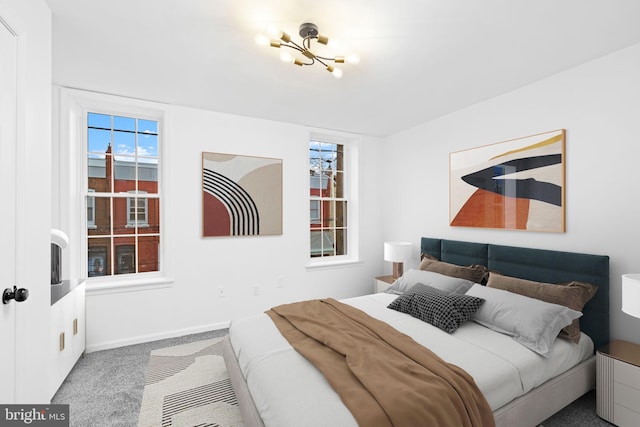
[229,293,594,427]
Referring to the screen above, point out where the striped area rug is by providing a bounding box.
[138,337,244,427]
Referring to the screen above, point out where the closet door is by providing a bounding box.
[0,17,18,403]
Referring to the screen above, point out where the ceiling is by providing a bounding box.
[44,0,640,137]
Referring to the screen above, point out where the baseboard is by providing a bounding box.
[85,321,230,353]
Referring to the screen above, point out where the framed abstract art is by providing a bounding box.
[449,129,565,232]
[202,152,283,237]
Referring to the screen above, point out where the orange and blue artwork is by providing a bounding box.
[450,129,565,232]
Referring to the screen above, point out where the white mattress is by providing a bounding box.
[229,293,594,427]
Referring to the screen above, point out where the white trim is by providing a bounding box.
[84,320,230,353]
[305,259,363,270]
[85,275,174,295]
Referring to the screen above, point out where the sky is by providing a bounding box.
[87,112,158,161]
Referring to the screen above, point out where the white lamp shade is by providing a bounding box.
[622,274,640,318]
[384,241,412,262]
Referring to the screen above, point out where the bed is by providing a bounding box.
[222,238,609,427]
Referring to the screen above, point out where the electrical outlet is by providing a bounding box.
[250,285,260,296]
[217,286,225,298]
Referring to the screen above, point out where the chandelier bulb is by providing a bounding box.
[255,34,269,46]
[346,54,360,65]
[266,25,280,36]
[280,52,294,63]
[331,67,343,79]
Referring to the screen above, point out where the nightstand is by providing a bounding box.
[596,340,640,426]
[374,275,395,293]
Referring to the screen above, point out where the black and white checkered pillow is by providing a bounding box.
[388,283,485,333]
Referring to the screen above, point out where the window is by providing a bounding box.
[116,245,136,274]
[86,112,160,277]
[58,89,169,291]
[87,189,96,228]
[127,191,148,226]
[88,246,107,277]
[310,200,321,224]
[309,140,347,258]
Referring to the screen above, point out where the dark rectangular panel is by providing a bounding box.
[441,239,488,266]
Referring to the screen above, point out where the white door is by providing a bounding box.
[0,17,18,403]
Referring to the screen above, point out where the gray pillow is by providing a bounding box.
[465,284,582,356]
[387,284,485,333]
[385,269,474,295]
[486,272,597,344]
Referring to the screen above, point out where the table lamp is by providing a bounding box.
[384,241,412,280]
[622,274,640,318]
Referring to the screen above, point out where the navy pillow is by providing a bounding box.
[388,283,484,333]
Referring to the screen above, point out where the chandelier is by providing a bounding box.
[255,22,360,79]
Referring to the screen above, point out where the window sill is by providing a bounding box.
[305,259,362,270]
[86,275,174,296]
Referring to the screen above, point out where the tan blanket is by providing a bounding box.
[267,298,495,427]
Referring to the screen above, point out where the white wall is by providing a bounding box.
[63,39,640,351]
[381,42,640,344]
[82,105,384,351]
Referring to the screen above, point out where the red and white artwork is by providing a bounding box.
[202,152,282,237]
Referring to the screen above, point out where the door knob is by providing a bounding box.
[2,286,29,304]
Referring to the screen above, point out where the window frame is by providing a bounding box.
[57,88,173,294]
[306,130,360,269]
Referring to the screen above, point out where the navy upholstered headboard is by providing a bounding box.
[420,237,610,351]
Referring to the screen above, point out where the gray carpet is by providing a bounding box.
[52,330,227,427]
[53,329,612,427]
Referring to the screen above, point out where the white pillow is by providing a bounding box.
[465,284,582,356]
[385,269,474,295]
